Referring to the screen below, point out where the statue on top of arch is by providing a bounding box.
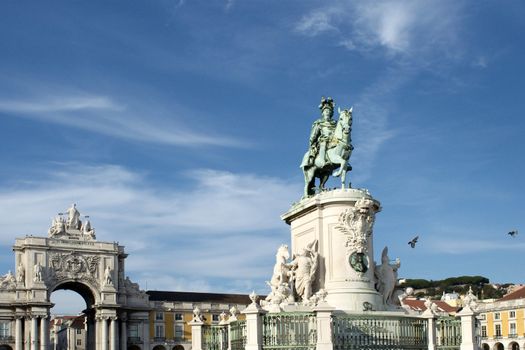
[48,204,96,240]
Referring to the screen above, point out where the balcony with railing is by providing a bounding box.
[127,336,143,344]
[0,336,14,343]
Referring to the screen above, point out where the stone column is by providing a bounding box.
[458,306,477,350]
[40,316,49,350]
[422,310,437,350]
[313,304,334,350]
[120,317,127,350]
[15,317,23,350]
[101,317,109,350]
[188,317,204,350]
[95,316,104,350]
[242,296,266,350]
[109,317,117,350]
[30,317,39,350]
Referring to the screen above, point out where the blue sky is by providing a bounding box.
[1,0,524,312]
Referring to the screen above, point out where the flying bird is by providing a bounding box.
[508,230,518,237]
[408,236,419,248]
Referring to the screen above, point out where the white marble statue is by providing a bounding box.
[82,219,96,239]
[0,271,16,289]
[67,203,81,229]
[265,245,292,304]
[33,262,43,283]
[104,266,113,285]
[48,216,66,236]
[16,262,25,285]
[289,240,318,302]
[375,247,400,305]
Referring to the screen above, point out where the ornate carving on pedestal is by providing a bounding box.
[334,197,380,274]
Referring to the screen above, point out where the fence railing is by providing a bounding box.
[203,324,228,350]
[332,314,428,350]
[262,312,317,350]
[436,316,461,350]
[230,320,247,350]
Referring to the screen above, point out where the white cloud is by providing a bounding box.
[0,96,123,113]
[297,1,463,58]
[295,11,337,36]
[0,93,246,148]
[0,163,296,294]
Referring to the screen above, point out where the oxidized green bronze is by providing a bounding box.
[301,97,354,197]
[349,251,368,273]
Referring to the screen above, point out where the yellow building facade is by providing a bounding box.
[478,286,525,350]
[136,291,250,350]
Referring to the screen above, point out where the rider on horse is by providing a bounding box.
[302,97,337,168]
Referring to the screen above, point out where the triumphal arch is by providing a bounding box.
[0,204,150,350]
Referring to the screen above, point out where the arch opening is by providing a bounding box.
[50,283,96,350]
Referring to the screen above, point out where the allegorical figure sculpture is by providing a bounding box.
[289,240,319,302]
[67,203,81,230]
[265,245,293,305]
[48,216,66,237]
[33,262,43,283]
[375,247,400,305]
[16,261,25,285]
[104,266,113,285]
[301,97,354,197]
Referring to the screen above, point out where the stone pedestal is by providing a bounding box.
[281,188,383,312]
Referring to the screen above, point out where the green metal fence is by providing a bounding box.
[436,316,461,350]
[262,312,317,350]
[332,314,428,350]
[203,324,228,350]
[230,320,247,350]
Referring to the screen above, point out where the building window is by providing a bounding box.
[0,322,10,337]
[155,324,164,338]
[128,324,139,338]
[175,313,183,321]
[481,326,487,337]
[510,323,517,336]
[155,312,164,321]
[76,329,82,334]
[495,324,502,337]
[494,312,500,320]
[76,339,82,346]
[509,310,516,319]
[480,314,486,320]
[212,314,220,322]
[174,324,184,339]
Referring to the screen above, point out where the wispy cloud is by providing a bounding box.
[0,93,246,148]
[0,163,296,295]
[295,10,338,37]
[0,96,123,113]
[297,1,463,59]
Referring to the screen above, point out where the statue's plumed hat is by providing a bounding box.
[319,96,334,111]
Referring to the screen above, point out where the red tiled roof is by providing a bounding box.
[499,285,525,302]
[401,298,460,313]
